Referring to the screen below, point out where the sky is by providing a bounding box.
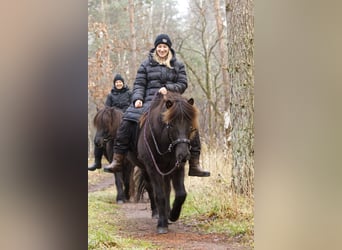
[176,0,189,16]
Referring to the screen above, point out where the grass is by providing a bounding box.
[181,191,253,238]
[88,144,254,248]
[88,190,155,249]
[180,145,254,245]
[88,159,111,186]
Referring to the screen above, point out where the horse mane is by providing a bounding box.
[93,107,123,136]
[139,92,164,127]
[140,92,199,136]
[162,92,199,131]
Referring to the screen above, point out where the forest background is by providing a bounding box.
[1,0,340,250]
[88,0,254,196]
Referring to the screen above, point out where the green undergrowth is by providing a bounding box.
[181,182,254,245]
[88,190,155,249]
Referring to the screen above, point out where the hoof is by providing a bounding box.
[152,210,159,219]
[157,227,168,234]
[169,216,178,222]
[169,212,180,222]
[188,171,210,177]
[117,200,124,204]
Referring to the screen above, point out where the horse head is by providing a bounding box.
[162,93,199,164]
[93,107,123,147]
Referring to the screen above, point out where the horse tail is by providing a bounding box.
[134,168,148,202]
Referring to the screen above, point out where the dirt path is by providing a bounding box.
[117,202,248,250]
[88,173,114,193]
[88,174,251,250]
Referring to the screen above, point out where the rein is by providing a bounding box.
[143,108,190,176]
[148,116,190,155]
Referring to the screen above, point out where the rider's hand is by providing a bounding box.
[159,87,167,95]
[135,100,143,108]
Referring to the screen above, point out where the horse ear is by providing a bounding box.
[166,100,173,109]
[188,98,194,106]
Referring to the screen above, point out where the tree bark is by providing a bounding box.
[227,0,254,196]
[129,0,137,78]
[214,0,231,160]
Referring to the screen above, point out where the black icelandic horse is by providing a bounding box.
[93,106,134,203]
[128,92,199,234]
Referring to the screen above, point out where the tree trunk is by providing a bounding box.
[129,0,137,78]
[214,0,231,160]
[227,0,254,196]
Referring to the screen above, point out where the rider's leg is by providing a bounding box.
[88,141,103,171]
[103,120,136,173]
[188,132,210,177]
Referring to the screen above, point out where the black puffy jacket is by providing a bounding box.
[123,48,187,122]
[105,85,132,112]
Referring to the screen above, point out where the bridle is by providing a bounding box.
[103,135,114,143]
[96,133,113,148]
[143,110,191,176]
[149,121,191,155]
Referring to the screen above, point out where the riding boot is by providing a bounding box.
[188,132,210,177]
[88,146,103,171]
[188,154,210,177]
[103,153,125,173]
[88,161,101,171]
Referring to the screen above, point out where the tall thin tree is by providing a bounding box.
[129,0,137,78]
[226,0,254,196]
[214,0,231,158]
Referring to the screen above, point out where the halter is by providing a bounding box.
[103,135,114,143]
[95,134,113,148]
[149,120,191,155]
[143,109,191,176]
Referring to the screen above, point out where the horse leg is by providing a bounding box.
[106,142,125,203]
[152,177,169,234]
[114,172,125,204]
[145,175,158,219]
[105,141,113,162]
[164,177,172,222]
[169,169,187,222]
[107,147,124,204]
[122,160,133,201]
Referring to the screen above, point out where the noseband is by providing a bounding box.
[103,135,113,143]
[96,134,113,148]
[144,111,191,176]
[149,121,191,156]
[167,138,191,152]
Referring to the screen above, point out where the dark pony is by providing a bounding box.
[128,92,199,234]
[93,106,134,203]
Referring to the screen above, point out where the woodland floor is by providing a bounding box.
[88,173,252,250]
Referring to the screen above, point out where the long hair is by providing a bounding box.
[140,92,199,140]
[93,107,122,137]
[162,92,199,140]
[152,50,173,69]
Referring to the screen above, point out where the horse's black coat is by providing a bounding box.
[128,92,199,234]
[93,107,134,203]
